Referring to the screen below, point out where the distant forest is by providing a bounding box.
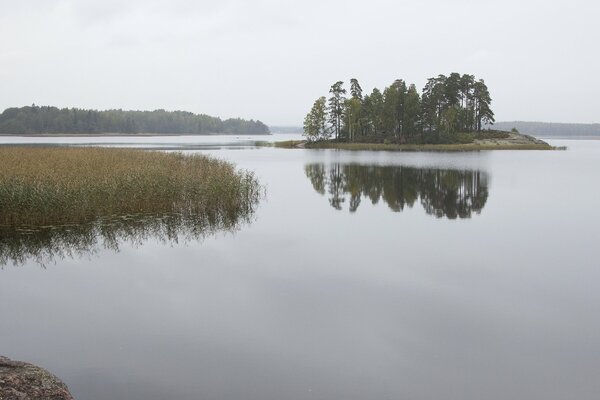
[492,121,600,137]
[304,73,495,144]
[0,105,270,135]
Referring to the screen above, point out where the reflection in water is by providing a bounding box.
[305,164,489,219]
[1,208,257,267]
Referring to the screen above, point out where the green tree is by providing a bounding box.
[349,78,363,101]
[392,79,407,140]
[403,84,421,141]
[343,97,362,142]
[459,74,475,131]
[328,81,347,140]
[440,105,460,136]
[473,79,494,131]
[421,75,447,134]
[303,96,329,141]
[382,85,398,140]
[347,78,364,141]
[445,73,462,109]
[363,88,384,138]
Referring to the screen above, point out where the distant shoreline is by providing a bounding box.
[538,136,600,140]
[0,106,271,136]
[0,132,272,137]
[492,121,600,137]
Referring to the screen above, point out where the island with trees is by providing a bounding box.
[294,73,555,150]
[0,105,270,135]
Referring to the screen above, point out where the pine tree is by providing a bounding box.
[327,81,347,140]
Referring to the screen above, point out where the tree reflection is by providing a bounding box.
[305,164,488,219]
[1,205,258,267]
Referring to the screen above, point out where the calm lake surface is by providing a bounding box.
[1,135,599,400]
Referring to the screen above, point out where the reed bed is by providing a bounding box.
[0,147,261,227]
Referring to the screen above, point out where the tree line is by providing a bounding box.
[0,105,270,135]
[304,73,495,144]
[305,163,488,219]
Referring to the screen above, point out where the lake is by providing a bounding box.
[1,135,599,400]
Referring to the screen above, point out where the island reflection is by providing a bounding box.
[305,164,489,219]
[1,208,257,267]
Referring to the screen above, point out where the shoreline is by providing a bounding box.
[275,141,560,151]
[273,132,564,151]
[0,132,272,137]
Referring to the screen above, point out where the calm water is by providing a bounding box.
[1,136,599,400]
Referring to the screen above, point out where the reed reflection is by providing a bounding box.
[305,164,488,218]
[1,206,258,267]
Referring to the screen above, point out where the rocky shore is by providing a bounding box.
[0,356,73,400]
[473,131,550,146]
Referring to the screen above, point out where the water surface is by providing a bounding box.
[1,136,599,400]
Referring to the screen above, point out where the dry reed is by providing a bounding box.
[0,147,261,227]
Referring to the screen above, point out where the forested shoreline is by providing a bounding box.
[304,73,495,144]
[0,105,270,135]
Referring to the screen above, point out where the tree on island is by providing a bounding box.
[303,97,330,141]
[304,73,495,144]
[345,79,363,142]
[328,81,347,141]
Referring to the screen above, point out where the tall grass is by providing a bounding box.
[0,147,261,227]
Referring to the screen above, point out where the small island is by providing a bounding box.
[283,73,557,150]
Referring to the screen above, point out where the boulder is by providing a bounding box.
[0,356,74,400]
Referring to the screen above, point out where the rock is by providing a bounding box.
[0,356,74,400]
[473,131,551,147]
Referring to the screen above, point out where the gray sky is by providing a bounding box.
[1,0,598,125]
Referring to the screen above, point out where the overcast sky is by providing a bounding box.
[1,0,598,125]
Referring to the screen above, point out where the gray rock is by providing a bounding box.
[0,356,74,400]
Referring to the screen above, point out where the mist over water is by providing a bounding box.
[1,136,599,400]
